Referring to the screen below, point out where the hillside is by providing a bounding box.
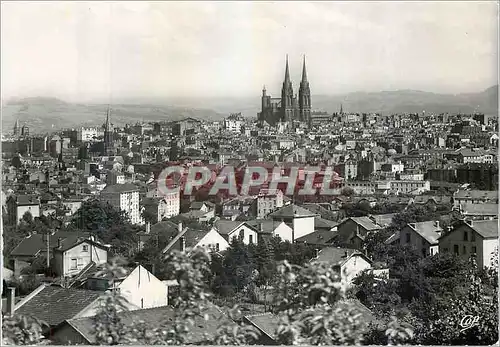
[1,100,226,134]
[2,86,497,134]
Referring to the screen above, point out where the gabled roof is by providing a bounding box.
[461,203,498,216]
[190,201,215,210]
[369,213,396,227]
[8,194,40,206]
[314,247,372,266]
[11,231,93,257]
[59,304,227,344]
[454,190,498,200]
[15,285,103,326]
[244,312,278,340]
[213,220,246,235]
[296,229,337,246]
[244,219,287,234]
[342,216,381,231]
[314,216,338,229]
[451,220,499,239]
[406,221,443,245]
[269,204,318,219]
[101,183,139,194]
[244,299,374,342]
[161,227,213,254]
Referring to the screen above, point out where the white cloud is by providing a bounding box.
[1,1,497,101]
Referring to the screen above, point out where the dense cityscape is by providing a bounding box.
[1,2,498,346]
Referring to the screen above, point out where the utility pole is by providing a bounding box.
[46,231,50,268]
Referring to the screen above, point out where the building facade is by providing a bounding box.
[258,55,311,126]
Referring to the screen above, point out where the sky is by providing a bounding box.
[1,1,498,102]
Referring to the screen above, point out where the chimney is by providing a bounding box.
[146,222,151,234]
[260,223,264,232]
[6,287,15,315]
[180,236,186,252]
[434,221,440,228]
[58,237,63,248]
[151,263,156,276]
[315,249,320,258]
[343,250,348,258]
[178,222,183,233]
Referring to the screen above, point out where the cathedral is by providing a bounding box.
[258,55,311,126]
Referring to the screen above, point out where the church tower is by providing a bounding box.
[281,55,294,122]
[13,119,19,136]
[104,106,114,154]
[299,55,311,123]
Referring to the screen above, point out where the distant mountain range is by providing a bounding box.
[2,85,497,135]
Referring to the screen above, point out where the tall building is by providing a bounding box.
[258,55,312,126]
[103,107,115,155]
[13,119,20,136]
[100,183,143,225]
[298,56,311,123]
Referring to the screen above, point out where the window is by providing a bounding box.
[471,233,476,242]
[215,243,220,252]
[239,229,244,241]
[453,245,459,255]
[141,298,144,308]
[472,246,477,254]
[405,233,411,243]
[463,231,468,241]
[462,246,466,255]
[82,245,89,252]
[70,258,77,269]
[249,235,253,244]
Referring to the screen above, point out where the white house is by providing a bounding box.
[438,219,498,269]
[86,265,168,309]
[161,225,230,254]
[212,220,259,245]
[53,237,109,277]
[314,247,379,286]
[268,204,318,242]
[246,220,295,243]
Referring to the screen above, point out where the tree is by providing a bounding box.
[353,272,401,316]
[21,211,33,224]
[70,200,139,257]
[341,187,355,197]
[71,199,129,233]
[2,313,48,345]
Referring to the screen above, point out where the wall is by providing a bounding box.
[57,242,108,277]
[273,222,294,242]
[198,229,230,252]
[228,224,259,245]
[341,255,372,285]
[16,205,40,224]
[399,225,433,257]
[51,323,90,345]
[482,239,498,269]
[118,265,168,309]
[293,216,315,240]
[438,224,494,268]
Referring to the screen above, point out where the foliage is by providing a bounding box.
[92,293,130,345]
[353,272,401,316]
[70,199,129,232]
[341,187,355,196]
[211,306,260,345]
[70,199,140,257]
[2,313,48,345]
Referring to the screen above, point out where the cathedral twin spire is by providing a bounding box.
[281,54,311,122]
[283,54,308,84]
